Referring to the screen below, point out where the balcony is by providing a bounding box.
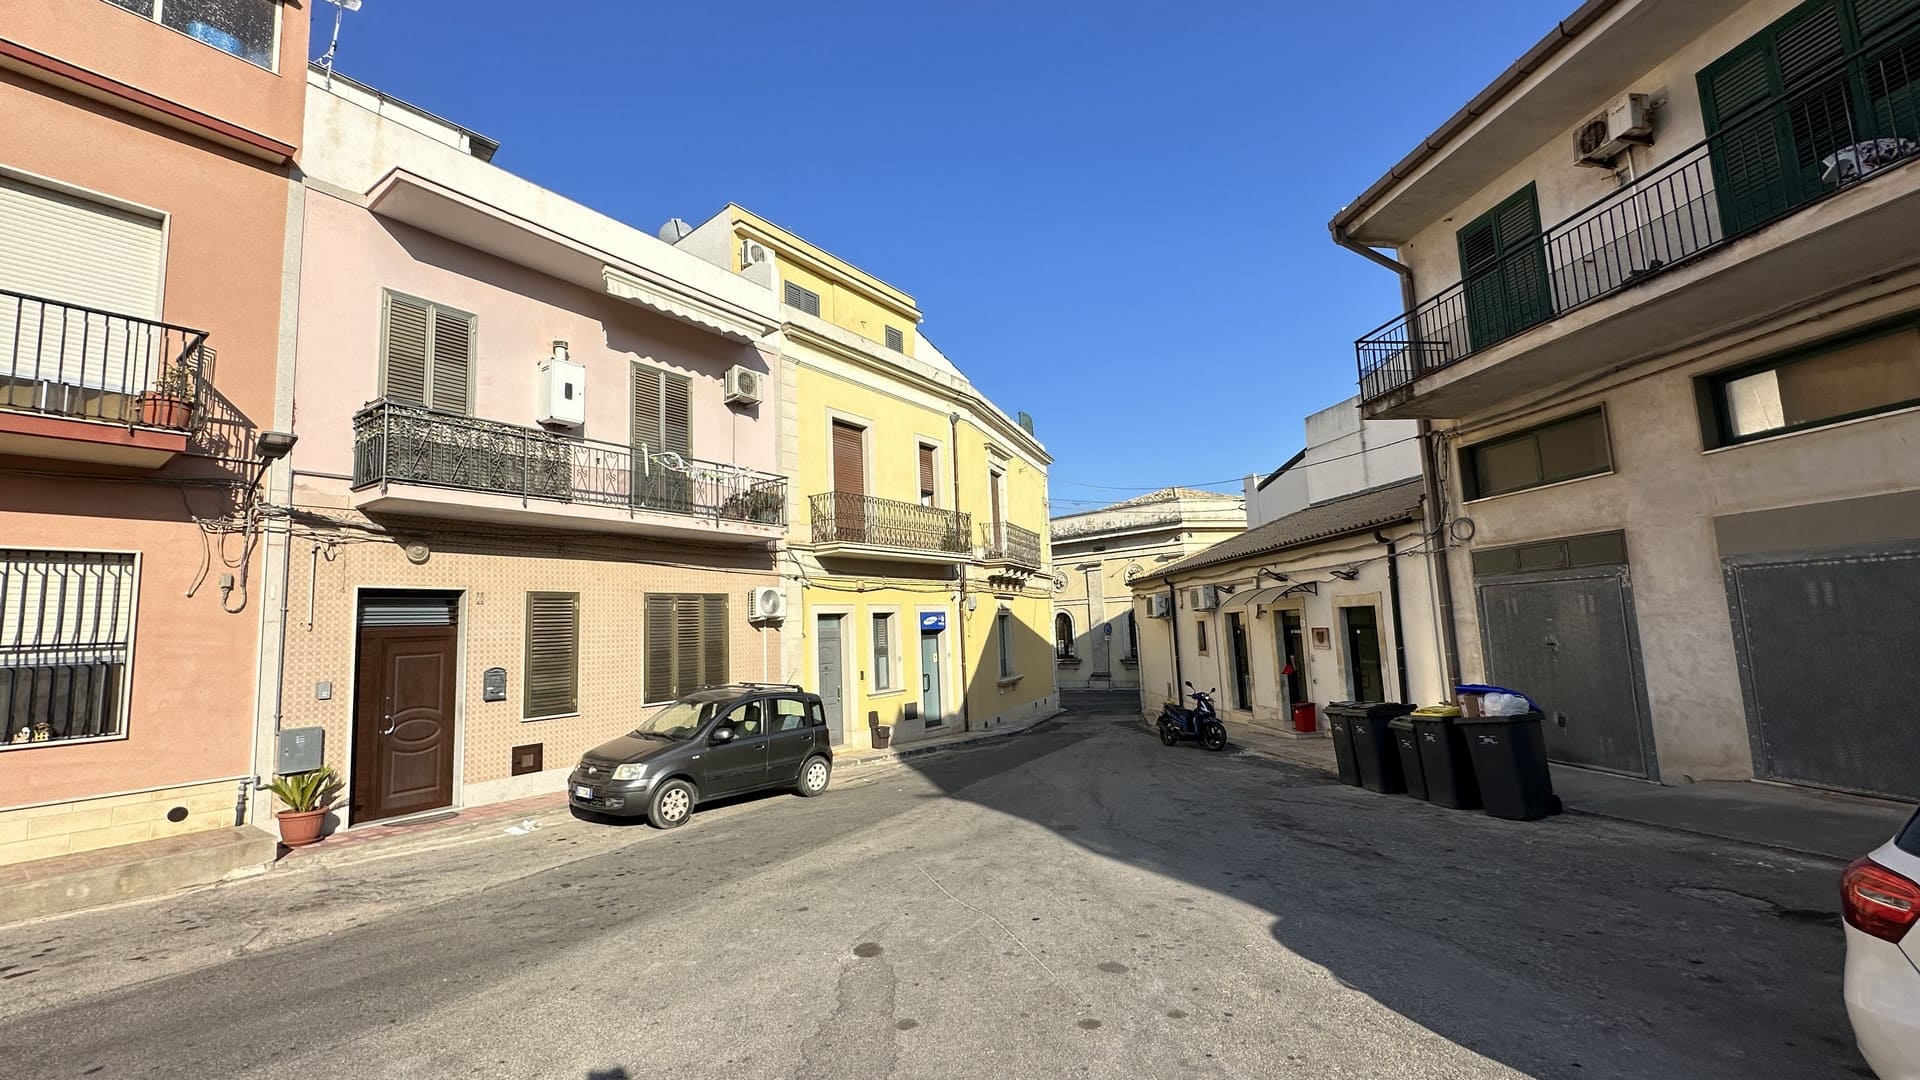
[0,289,206,467]
[808,491,972,565]
[980,521,1044,575]
[1356,26,1920,417]
[352,400,786,544]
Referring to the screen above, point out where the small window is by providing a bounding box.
[809,701,826,728]
[1125,613,1138,660]
[524,592,579,718]
[772,697,809,733]
[918,444,938,506]
[871,612,896,691]
[644,594,729,703]
[1705,322,1920,446]
[1461,408,1611,500]
[1,550,136,749]
[885,326,905,352]
[996,610,1016,679]
[1196,618,1210,656]
[784,281,821,317]
[109,0,279,69]
[1054,612,1075,660]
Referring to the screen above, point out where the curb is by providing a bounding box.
[1555,804,1852,865]
[838,710,1064,772]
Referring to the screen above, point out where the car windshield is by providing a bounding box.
[630,700,724,740]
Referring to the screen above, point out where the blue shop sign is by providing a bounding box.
[919,612,947,632]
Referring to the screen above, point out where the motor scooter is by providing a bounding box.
[1158,681,1229,751]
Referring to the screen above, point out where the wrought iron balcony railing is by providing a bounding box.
[0,288,207,433]
[809,491,972,555]
[353,400,787,526]
[981,521,1044,570]
[1356,20,1920,401]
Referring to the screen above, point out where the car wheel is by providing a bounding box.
[1159,720,1180,747]
[796,755,832,797]
[1201,722,1228,752]
[647,779,696,829]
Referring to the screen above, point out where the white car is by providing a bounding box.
[1845,809,1920,1079]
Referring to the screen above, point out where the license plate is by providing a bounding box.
[573,785,594,799]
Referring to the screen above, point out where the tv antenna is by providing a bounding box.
[317,0,364,89]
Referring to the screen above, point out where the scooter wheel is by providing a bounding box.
[1158,721,1180,747]
[1201,723,1228,752]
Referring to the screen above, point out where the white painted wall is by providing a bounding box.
[1246,398,1422,527]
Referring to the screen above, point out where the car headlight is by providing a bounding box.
[611,763,648,781]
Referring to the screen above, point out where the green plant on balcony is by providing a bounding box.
[722,485,783,524]
[139,359,197,430]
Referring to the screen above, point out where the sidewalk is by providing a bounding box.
[835,709,1062,771]
[1212,714,1914,863]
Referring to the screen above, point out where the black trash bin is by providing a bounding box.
[1456,711,1559,821]
[1389,717,1427,800]
[1411,711,1481,811]
[1337,702,1412,794]
[1324,703,1363,787]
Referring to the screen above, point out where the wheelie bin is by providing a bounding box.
[1410,705,1480,811]
[1389,717,1427,800]
[1456,711,1560,821]
[1338,702,1413,794]
[1324,702,1363,787]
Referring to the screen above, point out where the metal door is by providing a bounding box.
[1228,612,1252,710]
[352,593,459,823]
[816,615,846,746]
[920,631,944,727]
[1477,566,1655,778]
[1726,545,1920,800]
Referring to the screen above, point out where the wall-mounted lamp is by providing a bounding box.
[1330,566,1361,581]
[1257,568,1289,583]
[256,430,298,462]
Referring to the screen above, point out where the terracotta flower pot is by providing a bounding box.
[276,808,329,847]
[139,393,193,430]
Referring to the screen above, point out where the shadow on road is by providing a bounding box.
[882,690,1860,1080]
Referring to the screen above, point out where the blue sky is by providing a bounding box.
[314,0,1551,512]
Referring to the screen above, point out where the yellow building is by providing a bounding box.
[679,207,1057,748]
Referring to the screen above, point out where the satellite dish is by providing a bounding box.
[657,218,693,243]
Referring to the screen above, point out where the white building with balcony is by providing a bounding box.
[1334,0,1920,799]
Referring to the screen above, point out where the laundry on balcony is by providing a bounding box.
[1821,138,1920,184]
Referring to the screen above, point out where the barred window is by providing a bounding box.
[2,550,137,749]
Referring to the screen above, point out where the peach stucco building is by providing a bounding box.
[0,2,309,865]
[265,70,790,826]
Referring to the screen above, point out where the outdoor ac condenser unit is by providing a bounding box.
[1146,594,1171,619]
[1188,585,1219,611]
[749,586,786,622]
[1574,92,1654,167]
[725,365,764,407]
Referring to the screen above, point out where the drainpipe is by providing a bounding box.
[1167,581,1183,704]
[1333,225,1463,692]
[1374,528,1411,703]
[948,411,972,732]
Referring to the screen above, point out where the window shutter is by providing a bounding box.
[885,326,905,352]
[872,613,890,690]
[674,596,701,695]
[524,592,578,717]
[644,594,673,703]
[662,371,692,457]
[1457,186,1550,351]
[632,364,662,452]
[383,293,431,406]
[1775,2,1845,87]
[918,445,937,499]
[832,421,865,496]
[701,595,729,688]
[784,281,821,316]
[429,307,473,414]
[1857,0,1920,39]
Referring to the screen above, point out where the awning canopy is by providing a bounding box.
[1223,585,1286,610]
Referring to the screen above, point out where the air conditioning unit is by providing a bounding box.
[1573,93,1654,167]
[536,341,586,427]
[740,240,769,267]
[749,586,786,622]
[1187,585,1219,611]
[724,365,764,407]
[1146,594,1171,619]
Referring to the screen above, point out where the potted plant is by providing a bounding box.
[140,361,196,429]
[266,766,343,847]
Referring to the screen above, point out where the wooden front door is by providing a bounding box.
[352,622,458,823]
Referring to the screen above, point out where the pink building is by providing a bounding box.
[270,71,788,826]
[0,2,308,871]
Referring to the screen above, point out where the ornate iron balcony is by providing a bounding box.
[0,288,207,433]
[809,491,971,555]
[354,400,787,525]
[981,521,1043,571]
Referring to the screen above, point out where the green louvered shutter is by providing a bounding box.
[382,293,431,406]
[645,594,674,703]
[524,592,578,718]
[674,596,701,695]
[701,595,729,688]
[429,306,473,414]
[1856,0,1920,39]
[1458,185,1550,352]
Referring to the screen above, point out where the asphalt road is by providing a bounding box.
[0,699,1866,1079]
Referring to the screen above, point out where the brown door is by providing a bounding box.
[831,419,866,541]
[352,622,457,823]
[989,468,1006,552]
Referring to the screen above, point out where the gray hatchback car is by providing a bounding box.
[568,684,834,828]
